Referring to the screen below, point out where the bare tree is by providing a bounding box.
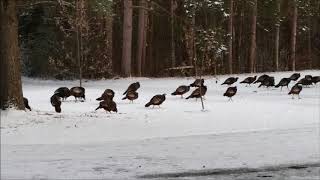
[248,0,257,73]
[122,0,133,77]
[0,0,24,110]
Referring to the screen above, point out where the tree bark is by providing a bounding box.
[136,0,146,76]
[307,14,312,69]
[227,0,233,74]
[274,0,280,71]
[0,0,25,110]
[184,8,195,67]
[248,0,257,73]
[76,0,82,86]
[112,0,122,75]
[289,0,297,71]
[122,0,133,77]
[170,0,176,68]
[237,7,243,73]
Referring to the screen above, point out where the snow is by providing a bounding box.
[1,70,320,179]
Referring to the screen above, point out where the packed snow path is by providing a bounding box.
[1,70,320,179]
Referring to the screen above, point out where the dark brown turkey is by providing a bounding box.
[50,94,62,113]
[221,77,238,85]
[312,76,320,85]
[288,84,302,99]
[123,82,140,95]
[223,86,237,101]
[186,86,207,100]
[275,78,291,90]
[240,76,257,86]
[95,99,118,113]
[54,87,71,100]
[190,79,204,87]
[253,74,270,84]
[171,85,190,98]
[145,94,166,107]
[70,87,85,101]
[258,76,275,88]
[297,77,313,87]
[23,97,31,111]
[289,73,300,81]
[96,89,115,101]
[122,91,138,103]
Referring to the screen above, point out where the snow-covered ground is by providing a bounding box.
[1,70,320,179]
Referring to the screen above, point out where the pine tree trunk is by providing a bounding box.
[170,0,176,68]
[289,0,297,71]
[248,0,257,73]
[237,7,243,73]
[136,0,146,76]
[141,6,148,75]
[227,0,233,74]
[307,15,312,69]
[112,0,122,75]
[274,0,280,71]
[0,0,24,110]
[122,0,133,77]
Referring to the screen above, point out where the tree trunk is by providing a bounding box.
[227,0,233,74]
[184,9,195,67]
[248,0,257,73]
[307,15,312,69]
[122,0,133,77]
[274,0,280,71]
[0,0,24,110]
[238,8,243,73]
[141,5,148,75]
[112,0,122,75]
[146,11,154,76]
[170,0,176,68]
[136,0,146,76]
[75,0,85,87]
[289,0,297,71]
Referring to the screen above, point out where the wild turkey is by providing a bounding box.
[297,77,313,87]
[223,86,237,101]
[305,75,313,81]
[275,78,291,90]
[50,94,62,113]
[186,85,207,100]
[145,94,166,107]
[221,77,238,85]
[96,89,115,101]
[70,87,85,101]
[95,99,118,113]
[312,76,320,85]
[123,82,140,95]
[253,74,270,84]
[23,97,31,111]
[190,79,204,87]
[240,76,257,86]
[258,76,275,88]
[288,84,302,99]
[54,87,71,100]
[171,85,190,98]
[289,73,300,81]
[122,91,138,103]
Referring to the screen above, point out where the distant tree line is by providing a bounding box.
[4,0,320,79]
